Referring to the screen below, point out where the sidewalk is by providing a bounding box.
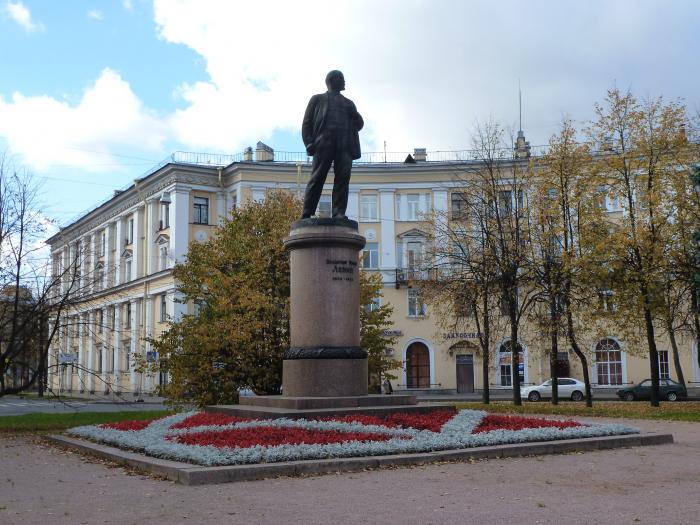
[1,417,698,524]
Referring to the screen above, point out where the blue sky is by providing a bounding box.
[1,0,699,226]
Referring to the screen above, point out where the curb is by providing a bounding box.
[47,431,673,486]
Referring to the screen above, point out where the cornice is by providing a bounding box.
[49,164,221,247]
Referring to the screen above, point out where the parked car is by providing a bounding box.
[616,379,687,401]
[520,378,587,402]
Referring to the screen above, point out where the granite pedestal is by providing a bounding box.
[207,217,431,418]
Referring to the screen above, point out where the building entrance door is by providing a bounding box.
[456,354,475,393]
[555,352,570,378]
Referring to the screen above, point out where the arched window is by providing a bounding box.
[595,338,622,385]
[406,342,430,388]
[498,340,524,386]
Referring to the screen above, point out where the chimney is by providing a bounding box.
[514,130,531,158]
[243,146,253,161]
[413,148,427,162]
[255,141,274,162]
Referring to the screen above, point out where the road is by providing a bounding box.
[0,396,166,416]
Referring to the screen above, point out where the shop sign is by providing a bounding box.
[383,329,403,337]
[443,332,480,340]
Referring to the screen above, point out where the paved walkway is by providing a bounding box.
[0,396,166,416]
[1,417,698,525]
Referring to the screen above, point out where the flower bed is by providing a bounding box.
[67,409,638,466]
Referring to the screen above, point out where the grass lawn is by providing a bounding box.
[455,401,700,422]
[0,410,171,434]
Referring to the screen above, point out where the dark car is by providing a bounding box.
[616,379,687,401]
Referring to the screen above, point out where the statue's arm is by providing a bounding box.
[351,101,364,132]
[302,95,318,151]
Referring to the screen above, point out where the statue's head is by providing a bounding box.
[325,70,345,92]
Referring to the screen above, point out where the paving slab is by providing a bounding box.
[47,430,672,486]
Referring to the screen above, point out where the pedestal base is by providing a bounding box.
[205,393,449,420]
[282,358,367,397]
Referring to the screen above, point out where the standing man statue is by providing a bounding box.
[301,70,364,219]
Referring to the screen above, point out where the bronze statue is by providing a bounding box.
[301,70,364,219]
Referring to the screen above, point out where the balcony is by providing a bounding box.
[395,267,438,288]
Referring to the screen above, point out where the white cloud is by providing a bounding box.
[5,1,43,32]
[122,0,133,13]
[87,9,103,21]
[153,0,700,154]
[0,69,167,170]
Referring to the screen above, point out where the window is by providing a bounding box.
[97,310,104,334]
[94,264,103,291]
[451,192,468,219]
[160,294,167,323]
[395,193,431,221]
[124,257,132,282]
[407,194,420,220]
[231,190,237,210]
[110,307,115,330]
[160,203,170,229]
[193,197,209,224]
[360,194,378,221]
[499,341,524,386]
[96,345,102,373]
[317,195,331,218]
[498,190,512,215]
[127,218,134,245]
[364,297,380,313]
[406,342,430,388]
[408,288,426,317]
[106,347,114,373]
[124,343,131,372]
[100,231,106,256]
[159,243,169,271]
[598,290,616,312]
[193,300,204,317]
[658,350,670,380]
[454,296,472,318]
[362,242,379,269]
[595,338,623,385]
[125,303,132,330]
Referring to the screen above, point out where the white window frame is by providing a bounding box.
[360,194,379,222]
[362,242,379,269]
[407,288,426,317]
[160,294,167,323]
[658,350,670,380]
[317,195,331,218]
[193,197,209,225]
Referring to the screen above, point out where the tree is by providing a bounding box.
[531,119,602,406]
[152,192,297,406]
[420,161,506,404]
[0,153,86,397]
[360,270,401,391]
[153,191,398,407]
[589,89,690,406]
[469,121,538,405]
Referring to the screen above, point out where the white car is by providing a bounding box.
[520,378,587,402]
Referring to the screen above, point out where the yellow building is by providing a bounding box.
[46,143,700,398]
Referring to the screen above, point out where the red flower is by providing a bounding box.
[100,419,156,431]
[384,410,457,432]
[317,409,457,432]
[473,414,583,434]
[170,426,397,449]
[170,412,251,429]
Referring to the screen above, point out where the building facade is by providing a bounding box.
[46,144,700,397]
